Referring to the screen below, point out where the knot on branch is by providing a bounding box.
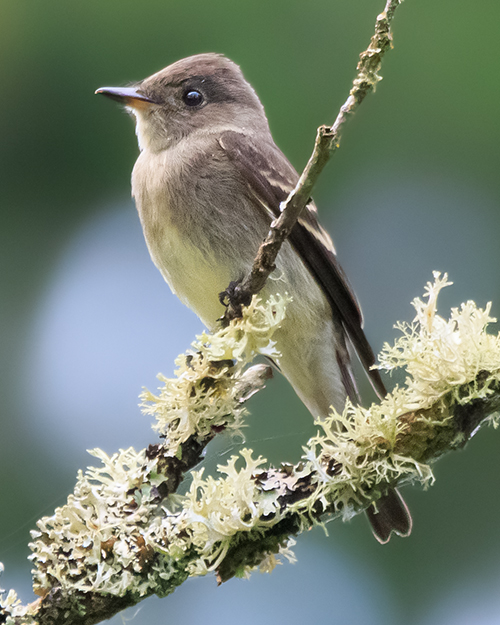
[219,280,253,325]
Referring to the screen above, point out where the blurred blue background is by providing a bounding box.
[1,0,500,623]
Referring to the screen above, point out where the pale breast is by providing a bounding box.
[132,149,228,326]
[131,133,331,331]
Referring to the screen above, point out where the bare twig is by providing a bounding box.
[224,0,403,319]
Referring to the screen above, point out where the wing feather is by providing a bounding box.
[218,130,386,398]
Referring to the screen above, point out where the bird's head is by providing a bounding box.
[96,53,269,152]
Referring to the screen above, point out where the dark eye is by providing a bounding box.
[182,89,204,107]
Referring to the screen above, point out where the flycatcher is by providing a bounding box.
[96,53,411,543]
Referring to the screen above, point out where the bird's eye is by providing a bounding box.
[182,90,204,107]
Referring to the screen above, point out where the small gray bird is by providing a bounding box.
[96,53,411,543]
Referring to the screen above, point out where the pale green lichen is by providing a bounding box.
[26,295,289,600]
[167,449,286,575]
[4,276,500,621]
[141,294,289,455]
[298,273,500,519]
[0,588,32,623]
[156,273,500,551]
[378,272,500,409]
[144,447,300,578]
[29,447,168,597]
[302,396,435,521]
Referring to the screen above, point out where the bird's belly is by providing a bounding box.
[146,223,232,329]
[132,148,347,416]
[137,192,347,417]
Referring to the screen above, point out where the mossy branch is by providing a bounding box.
[3,275,500,624]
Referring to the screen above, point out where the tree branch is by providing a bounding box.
[223,0,402,320]
[3,274,500,624]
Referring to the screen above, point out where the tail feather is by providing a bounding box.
[366,488,412,544]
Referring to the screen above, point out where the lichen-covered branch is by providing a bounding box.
[2,274,500,624]
[0,296,287,625]
[223,0,403,320]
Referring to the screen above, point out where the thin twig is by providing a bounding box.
[224,0,402,319]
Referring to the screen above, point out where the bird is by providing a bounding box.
[96,53,411,543]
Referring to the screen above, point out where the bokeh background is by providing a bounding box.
[2,0,500,623]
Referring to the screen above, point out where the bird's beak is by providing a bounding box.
[95,86,156,109]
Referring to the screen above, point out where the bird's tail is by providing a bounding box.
[365,488,413,544]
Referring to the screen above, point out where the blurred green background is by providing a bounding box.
[2,0,500,623]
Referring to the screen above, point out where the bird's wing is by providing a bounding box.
[218,130,386,399]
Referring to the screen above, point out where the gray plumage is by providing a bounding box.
[96,53,411,542]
